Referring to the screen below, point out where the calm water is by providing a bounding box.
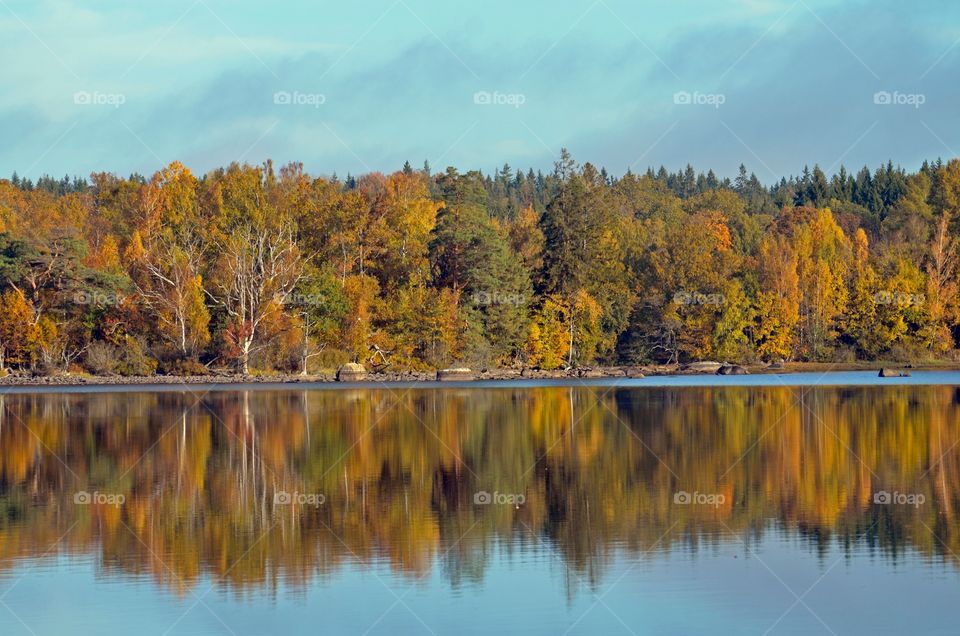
[1,374,959,635]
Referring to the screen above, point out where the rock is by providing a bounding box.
[437,368,475,381]
[878,368,910,378]
[682,361,724,373]
[577,368,604,378]
[767,360,785,370]
[717,364,748,375]
[638,364,676,376]
[336,363,368,382]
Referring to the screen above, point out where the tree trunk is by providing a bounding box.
[301,314,309,376]
[241,340,251,375]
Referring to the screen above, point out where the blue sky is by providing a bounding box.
[2,0,958,181]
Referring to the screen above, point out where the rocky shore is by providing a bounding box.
[0,361,931,387]
[0,366,642,386]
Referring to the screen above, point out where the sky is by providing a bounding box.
[1,0,958,182]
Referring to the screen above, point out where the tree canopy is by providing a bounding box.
[1,153,958,375]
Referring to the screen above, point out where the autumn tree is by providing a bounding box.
[923,212,959,350]
[0,289,39,369]
[126,163,212,361]
[754,235,800,360]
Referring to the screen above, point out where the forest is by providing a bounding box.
[1,151,959,376]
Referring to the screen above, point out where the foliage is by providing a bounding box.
[2,153,960,374]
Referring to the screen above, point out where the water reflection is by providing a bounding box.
[0,385,958,596]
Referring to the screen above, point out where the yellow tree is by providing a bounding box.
[0,289,39,369]
[791,208,851,358]
[504,205,545,275]
[372,172,440,289]
[341,274,379,363]
[654,209,738,360]
[526,296,570,370]
[755,235,800,360]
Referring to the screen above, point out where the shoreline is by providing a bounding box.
[0,361,956,390]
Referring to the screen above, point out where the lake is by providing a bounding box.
[0,372,958,635]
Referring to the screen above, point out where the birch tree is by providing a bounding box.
[210,223,303,374]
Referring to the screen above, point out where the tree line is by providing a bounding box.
[1,151,959,375]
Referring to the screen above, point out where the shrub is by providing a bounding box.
[161,359,209,376]
[86,341,121,375]
[120,336,158,376]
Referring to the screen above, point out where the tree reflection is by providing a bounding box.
[0,385,957,595]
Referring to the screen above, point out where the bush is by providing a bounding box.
[887,343,927,364]
[86,337,157,376]
[120,336,158,376]
[316,348,351,370]
[829,345,857,364]
[161,358,209,376]
[86,341,121,375]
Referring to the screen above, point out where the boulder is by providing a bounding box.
[717,364,748,375]
[878,368,910,378]
[336,363,368,382]
[682,361,723,373]
[577,367,604,378]
[437,368,475,381]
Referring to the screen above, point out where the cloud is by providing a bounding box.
[570,0,960,178]
[0,0,957,181]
